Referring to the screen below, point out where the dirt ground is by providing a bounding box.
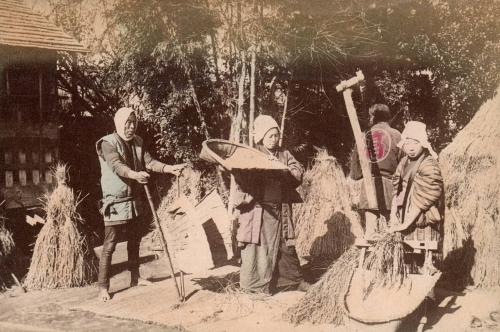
[1,241,500,332]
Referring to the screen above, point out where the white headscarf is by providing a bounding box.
[397,121,438,159]
[114,107,137,141]
[253,115,280,144]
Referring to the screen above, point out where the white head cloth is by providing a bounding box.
[114,107,137,141]
[397,121,438,159]
[253,115,280,144]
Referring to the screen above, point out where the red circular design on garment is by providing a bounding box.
[364,128,391,163]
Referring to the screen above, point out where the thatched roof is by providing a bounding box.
[0,0,88,52]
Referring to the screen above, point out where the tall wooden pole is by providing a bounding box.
[249,45,256,148]
[279,90,289,147]
[342,88,377,209]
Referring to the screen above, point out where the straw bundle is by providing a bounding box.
[440,86,500,288]
[24,164,97,289]
[362,232,407,297]
[286,232,408,325]
[295,149,362,261]
[285,247,360,325]
[0,218,14,261]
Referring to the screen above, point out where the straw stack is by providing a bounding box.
[295,149,362,262]
[24,164,97,289]
[440,86,500,288]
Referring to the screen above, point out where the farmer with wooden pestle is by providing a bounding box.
[96,107,185,302]
[349,104,403,238]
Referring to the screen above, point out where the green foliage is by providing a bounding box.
[365,0,500,149]
[45,0,499,170]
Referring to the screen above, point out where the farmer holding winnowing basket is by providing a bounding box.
[234,115,310,294]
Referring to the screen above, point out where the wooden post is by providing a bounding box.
[279,90,289,147]
[249,45,256,148]
[38,68,44,185]
[227,52,247,217]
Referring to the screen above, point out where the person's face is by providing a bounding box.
[124,113,137,140]
[403,138,424,159]
[262,128,280,150]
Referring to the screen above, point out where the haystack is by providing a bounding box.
[24,164,97,289]
[440,87,500,288]
[295,149,362,261]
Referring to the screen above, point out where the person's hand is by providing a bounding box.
[131,171,150,184]
[387,213,401,233]
[267,155,279,162]
[389,213,399,227]
[388,226,399,233]
[388,223,408,233]
[231,210,240,222]
[164,163,186,176]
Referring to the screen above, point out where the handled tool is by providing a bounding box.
[336,70,377,211]
[143,184,182,301]
[176,175,186,302]
[336,70,377,264]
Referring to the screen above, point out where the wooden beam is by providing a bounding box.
[343,88,377,209]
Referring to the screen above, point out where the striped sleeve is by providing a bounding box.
[411,156,443,211]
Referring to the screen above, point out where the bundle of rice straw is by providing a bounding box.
[0,216,14,262]
[286,232,407,325]
[285,247,360,325]
[362,232,407,297]
[440,86,500,288]
[295,149,362,261]
[24,164,97,289]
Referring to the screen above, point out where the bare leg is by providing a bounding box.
[98,226,119,301]
[99,288,111,302]
[128,219,152,287]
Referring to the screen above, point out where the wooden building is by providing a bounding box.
[0,0,87,209]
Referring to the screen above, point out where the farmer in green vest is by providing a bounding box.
[96,107,184,302]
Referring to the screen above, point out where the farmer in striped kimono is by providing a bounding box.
[389,120,444,308]
[234,115,310,294]
[389,121,443,236]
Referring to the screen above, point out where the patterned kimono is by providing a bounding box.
[234,145,304,293]
[392,152,444,241]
